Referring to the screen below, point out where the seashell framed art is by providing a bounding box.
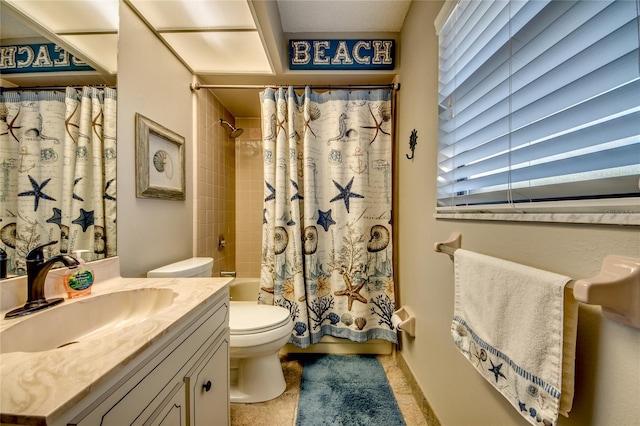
[135,113,185,200]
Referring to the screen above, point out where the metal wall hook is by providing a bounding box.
[406,129,417,160]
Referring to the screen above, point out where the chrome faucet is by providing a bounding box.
[4,241,79,319]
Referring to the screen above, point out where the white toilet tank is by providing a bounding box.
[147,257,213,278]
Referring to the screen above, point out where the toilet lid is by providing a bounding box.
[230,303,292,335]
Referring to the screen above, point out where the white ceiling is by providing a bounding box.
[127,0,273,74]
[278,0,410,32]
[1,0,411,117]
[1,0,118,74]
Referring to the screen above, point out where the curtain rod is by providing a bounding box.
[0,85,116,91]
[190,83,400,91]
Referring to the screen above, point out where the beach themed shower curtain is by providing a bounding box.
[0,87,117,276]
[259,86,396,348]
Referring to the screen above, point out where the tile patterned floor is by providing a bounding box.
[230,353,428,426]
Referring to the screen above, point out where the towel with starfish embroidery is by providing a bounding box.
[451,249,578,426]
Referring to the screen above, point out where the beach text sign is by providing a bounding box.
[289,39,395,71]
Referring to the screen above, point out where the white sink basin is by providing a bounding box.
[0,288,176,354]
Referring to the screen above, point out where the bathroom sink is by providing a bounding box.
[0,288,176,354]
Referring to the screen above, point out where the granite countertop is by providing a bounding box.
[0,257,231,425]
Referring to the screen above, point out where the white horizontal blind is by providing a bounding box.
[437,0,640,212]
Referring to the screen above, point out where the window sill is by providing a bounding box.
[434,211,639,226]
[436,198,640,225]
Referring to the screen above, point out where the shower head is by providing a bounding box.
[219,119,244,139]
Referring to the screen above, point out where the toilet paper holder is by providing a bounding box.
[392,306,416,337]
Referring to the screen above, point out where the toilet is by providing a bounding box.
[147,258,293,403]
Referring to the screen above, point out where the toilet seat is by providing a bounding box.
[230,302,291,334]
[230,302,293,348]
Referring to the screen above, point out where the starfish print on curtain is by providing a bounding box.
[360,103,392,145]
[17,176,56,211]
[330,176,364,213]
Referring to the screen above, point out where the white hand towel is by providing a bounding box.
[452,249,578,426]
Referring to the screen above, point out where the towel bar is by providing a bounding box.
[433,233,640,329]
[433,232,461,259]
[573,255,640,329]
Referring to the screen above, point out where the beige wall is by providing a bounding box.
[117,2,194,277]
[234,118,263,278]
[195,89,236,276]
[397,2,640,425]
[118,2,237,278]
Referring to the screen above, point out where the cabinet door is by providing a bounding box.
[185,333,229,426]
[143,382,186,426]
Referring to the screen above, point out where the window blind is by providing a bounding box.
[437,0,640,213]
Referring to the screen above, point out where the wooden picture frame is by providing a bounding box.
[135,113,185,200]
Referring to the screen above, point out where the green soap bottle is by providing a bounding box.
[64,250,95,299]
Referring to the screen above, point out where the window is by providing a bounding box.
[435,0,640,225]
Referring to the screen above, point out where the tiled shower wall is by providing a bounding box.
[196,89,236,276]
[235,118,263,278]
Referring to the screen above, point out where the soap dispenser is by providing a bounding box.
[63,250,95,299]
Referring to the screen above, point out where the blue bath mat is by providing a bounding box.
[295,355,406,426]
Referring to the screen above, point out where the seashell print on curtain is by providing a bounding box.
[259,86,396,348]
[0,87,117,276]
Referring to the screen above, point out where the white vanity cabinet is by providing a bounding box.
[62,289,230,426]
[185,334,229,425]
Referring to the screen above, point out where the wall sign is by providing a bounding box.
[0,43,94,73]
[289,39,395,71]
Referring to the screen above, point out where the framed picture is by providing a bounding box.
[135,113,185,200]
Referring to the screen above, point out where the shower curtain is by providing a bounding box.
[0,87,117,276]
[259,86,396,348]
